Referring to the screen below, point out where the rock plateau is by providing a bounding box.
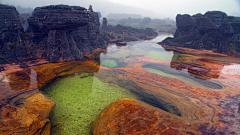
[159,11,240,54]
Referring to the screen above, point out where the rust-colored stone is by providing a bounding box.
[95,54,240,134]
[0,59,100,134]
[93,98,197,135]
[0,105,50,135]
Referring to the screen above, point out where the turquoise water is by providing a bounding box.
[43,34,222,134]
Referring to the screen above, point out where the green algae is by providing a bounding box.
[147,50,173,61]
[43,75,140,135]
[144,68,207,87]
[101,60,117,68]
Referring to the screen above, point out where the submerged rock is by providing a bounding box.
[159,11,240,53]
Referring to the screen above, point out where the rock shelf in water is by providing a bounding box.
[0,44,240,134]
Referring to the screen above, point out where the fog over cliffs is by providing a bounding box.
[1,0,164,18]
[1,0,239,19]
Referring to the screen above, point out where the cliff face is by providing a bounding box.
[0,4,106,64]
[27,5,106,62]
[0,4,28,64]
[160,11,240,53]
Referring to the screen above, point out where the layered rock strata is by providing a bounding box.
[93,54,240,134]
[27,5,106,62]
[159,11,240,53]
[0,4,28,64]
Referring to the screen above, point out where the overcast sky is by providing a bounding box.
[1,0,240,19]
[107,0,240,17]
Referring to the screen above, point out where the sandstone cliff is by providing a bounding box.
[0,4,107,63]
[27,5,106,62]
[159,11,240,53]
[0,4,28,64]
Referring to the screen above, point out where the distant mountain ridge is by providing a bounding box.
[107,14,142,19]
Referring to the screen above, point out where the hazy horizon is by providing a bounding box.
[1,0,240,19]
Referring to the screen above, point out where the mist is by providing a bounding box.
[1,0,240,19]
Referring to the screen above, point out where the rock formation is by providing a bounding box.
[159,11,240,53]
[93,54,240,134]
[102,17,108,31]
[101,18,158,43]
[0,4,28,64]
[27,5,106,62]
[0,4,107,64]
[0,59,101,134]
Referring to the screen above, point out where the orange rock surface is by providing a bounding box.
[0,59,100,134]
[1,44,240,134]
[94,54,240,134]
[94,98,194,135]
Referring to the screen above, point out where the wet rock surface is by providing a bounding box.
[0,58,101,134]
[94,98,192,135]
[0,46,240,134]
[159,11,240,54]
[93,49,240,134]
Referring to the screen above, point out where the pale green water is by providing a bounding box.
[44,75,140,135]
[101,60,117,68]
[144,68,206,88]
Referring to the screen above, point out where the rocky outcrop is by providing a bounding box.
[0,4,28,64]
[0,4,107,64]
[102,17,108,31]
[27,5,106,62]
[101,18,158,43]
[160,11,240,53]
[107,24,158,40]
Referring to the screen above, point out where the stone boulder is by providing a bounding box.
[160,11,240,54]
